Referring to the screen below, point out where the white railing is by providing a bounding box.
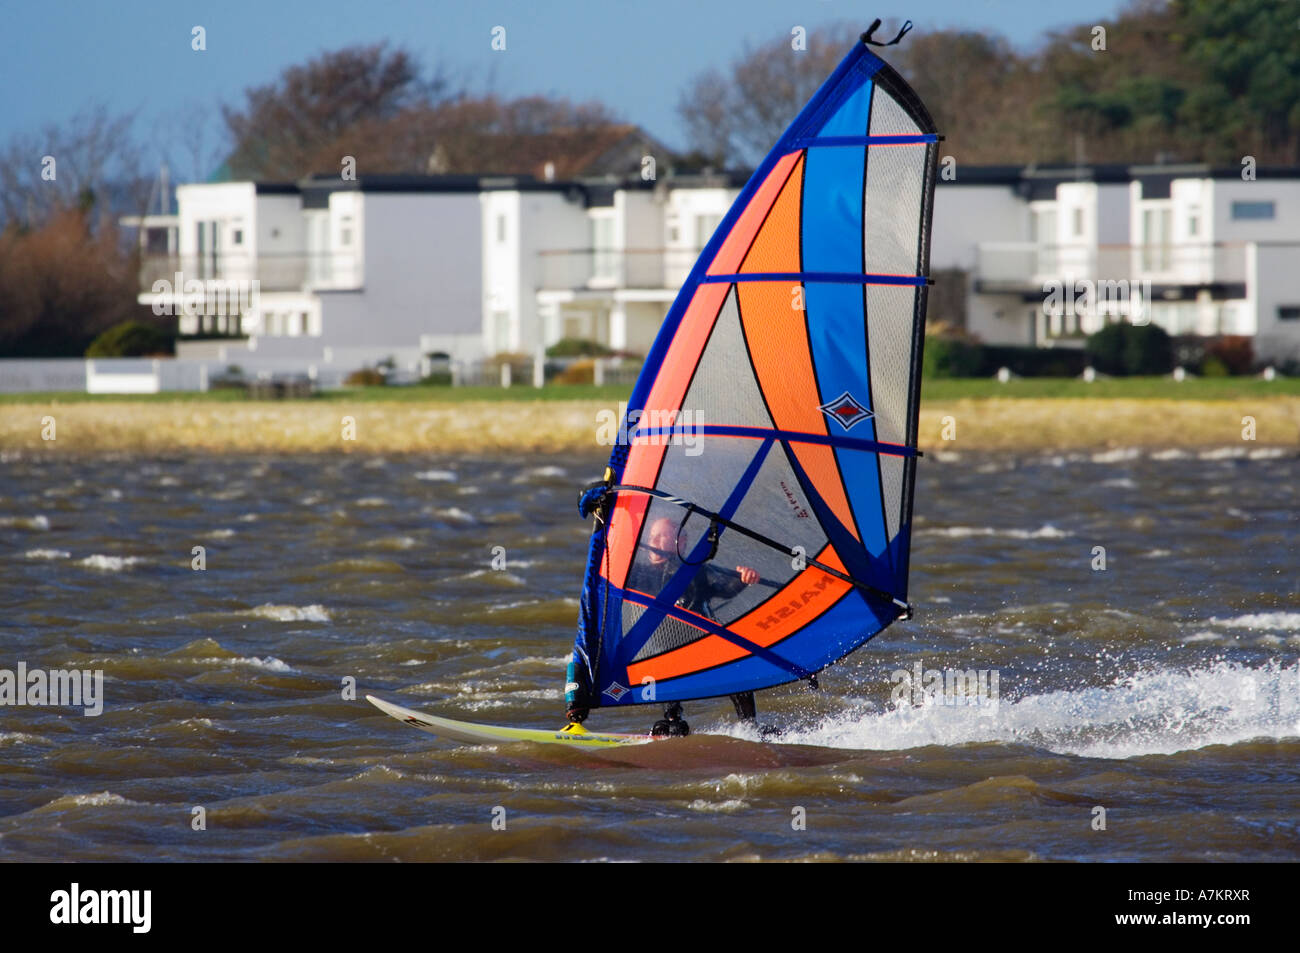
[139,253,362,293]
[976,242,1248,290]
[536,248,702,291]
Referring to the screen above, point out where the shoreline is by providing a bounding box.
[2,396,1296,455]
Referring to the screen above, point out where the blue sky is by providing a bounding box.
[2,0,1127,177]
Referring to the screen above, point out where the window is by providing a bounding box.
[496,214,507,243]
[231,228,244,246]
[339,216,353,246]
[1231,201,1275,220]
[591,215,616,281]
[493,311,511,351]
[695,214,723,249]
[1072,208,1084,237]
[1279,306,1300,321]
[1187,208,1200,238]
[1142,206,1172,271]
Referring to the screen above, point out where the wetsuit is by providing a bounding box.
[626,557,757,721]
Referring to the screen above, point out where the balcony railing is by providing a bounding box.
[537,248,703,291]
[975,242,1248,292]
[138,253,362,293]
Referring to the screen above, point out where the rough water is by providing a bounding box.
[2,447,1297,862]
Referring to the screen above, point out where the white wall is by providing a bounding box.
[175,183,257,258]
[255,195,304,261]
[1096,183,1130,245]
[931,184,1024,270]
[314,191,481,352]
[505,191,588,353]
[1210,180,1300,244]
[1250,244,1300,364]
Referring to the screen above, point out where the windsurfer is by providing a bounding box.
[630,517,760,736]
[564,516,762,734]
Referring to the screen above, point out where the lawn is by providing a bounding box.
[2,376,1296,406]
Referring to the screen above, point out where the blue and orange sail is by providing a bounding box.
[568,31,938,710]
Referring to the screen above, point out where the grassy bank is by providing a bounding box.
[4,377,1298,406]
[2,386,1296,454]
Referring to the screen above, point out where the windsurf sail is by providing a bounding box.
[568,28,938,711]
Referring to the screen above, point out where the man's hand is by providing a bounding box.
[737,566,758,585]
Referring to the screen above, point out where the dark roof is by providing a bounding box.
[938,163,1300,196]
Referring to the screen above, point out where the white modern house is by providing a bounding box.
[938,163,1300,362]
[124,162,1300,386]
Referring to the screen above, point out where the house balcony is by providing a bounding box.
[536,248,702,292]
[975,242,1248,299]
[138,252,363,295]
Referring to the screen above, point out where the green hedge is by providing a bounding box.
[546,337,611,358]
[922,336,983,378]
[923,336,1088,378]
[85,321,174,358]
[1085,323,1173,376]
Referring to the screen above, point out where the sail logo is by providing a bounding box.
[779,481,809,519]
[818,392,874,431]
[0,663,103,716]
[49,883,151,933]
[752,576,833,631]
[595,402,704,457]
[602,681,629,701]
[890,661,999,712]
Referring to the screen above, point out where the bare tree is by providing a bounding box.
[0,105,146,230]
[221,43,448,180]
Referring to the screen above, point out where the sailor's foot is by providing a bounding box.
[651,702,690,737]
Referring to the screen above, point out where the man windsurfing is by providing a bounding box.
[566,515,762,736]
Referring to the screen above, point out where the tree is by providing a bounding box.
[221,44,445,179]
[1176,0,1300,163]
[0,105,147,231]
[0,206,148,357]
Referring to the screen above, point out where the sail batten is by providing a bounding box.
[568,36,938,710]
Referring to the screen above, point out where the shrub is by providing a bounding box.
[1085,322,1173,376]
[85,320,174,357]
[546,337,611,358]
[554,359,595,385]
[923,334,983,378]
[1203,335,1254,375]
[344,367,386,387]
[1199,354,1229,377]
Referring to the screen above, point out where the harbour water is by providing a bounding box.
[2,447,1297,861]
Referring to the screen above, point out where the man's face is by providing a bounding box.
[647,519,680,564]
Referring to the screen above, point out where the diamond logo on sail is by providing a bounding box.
[602,681,629,701]
[818,392,874,430]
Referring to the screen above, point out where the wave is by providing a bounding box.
[918,524,1070,539]
[1211,612,1300,632]
[25,548,70,560]
[1,514,50,531]
[760,659,1300,759]
[78,554,146,572]
[245,603,331,622]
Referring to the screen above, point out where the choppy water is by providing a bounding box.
[2,447,1297,861]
